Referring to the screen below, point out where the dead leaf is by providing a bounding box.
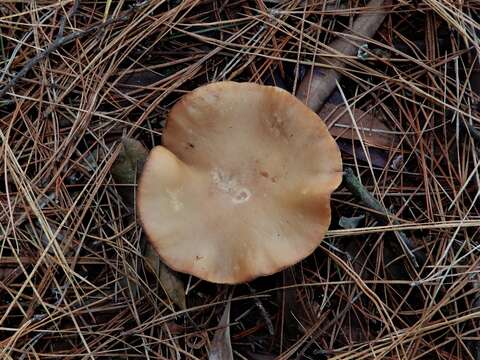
[0,268,14,281]
[319,102,398,150]
[390,154,404,170]
[243,352,276,360]
[209,299,233,360]
[165,320,185,335]
[0,266,21,286]
[116,69,164,93]
[144,241,160,273]
[159,262,186,310]
[111,138,149,297]
[337,139,389,168]
[111,138,186,309]
[111,138,149,208]
[339,215,365,229]
[280,269,308,338]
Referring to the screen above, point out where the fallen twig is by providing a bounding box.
[0,3,144,99]
[343,168,421,267]
[296,0,387,112]
[293,0,421,267]
[58,0,80,38]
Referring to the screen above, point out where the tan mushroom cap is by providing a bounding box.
[138,81,342,284]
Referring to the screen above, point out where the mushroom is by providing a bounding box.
[138,81,342,284]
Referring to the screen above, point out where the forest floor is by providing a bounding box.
[1,0,480,359]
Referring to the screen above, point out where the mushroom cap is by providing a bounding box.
[138,81,342,284]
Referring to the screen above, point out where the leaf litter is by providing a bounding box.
[1,0,480,359]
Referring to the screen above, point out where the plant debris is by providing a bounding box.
[1,0,480,358]
[208,298,233,360]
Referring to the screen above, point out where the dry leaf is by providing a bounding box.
[111,138,149,297]
[339,214,365,229]
[337,139,389,168]
[111,138,186,309]
[159,262,186,310]
[144,241,161,272]
[209,300,233,360]
[116,69,164,93]
[244,352,276,360]
[319,102,398,150]
[111,138,149,208]
[0,268,14,281]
